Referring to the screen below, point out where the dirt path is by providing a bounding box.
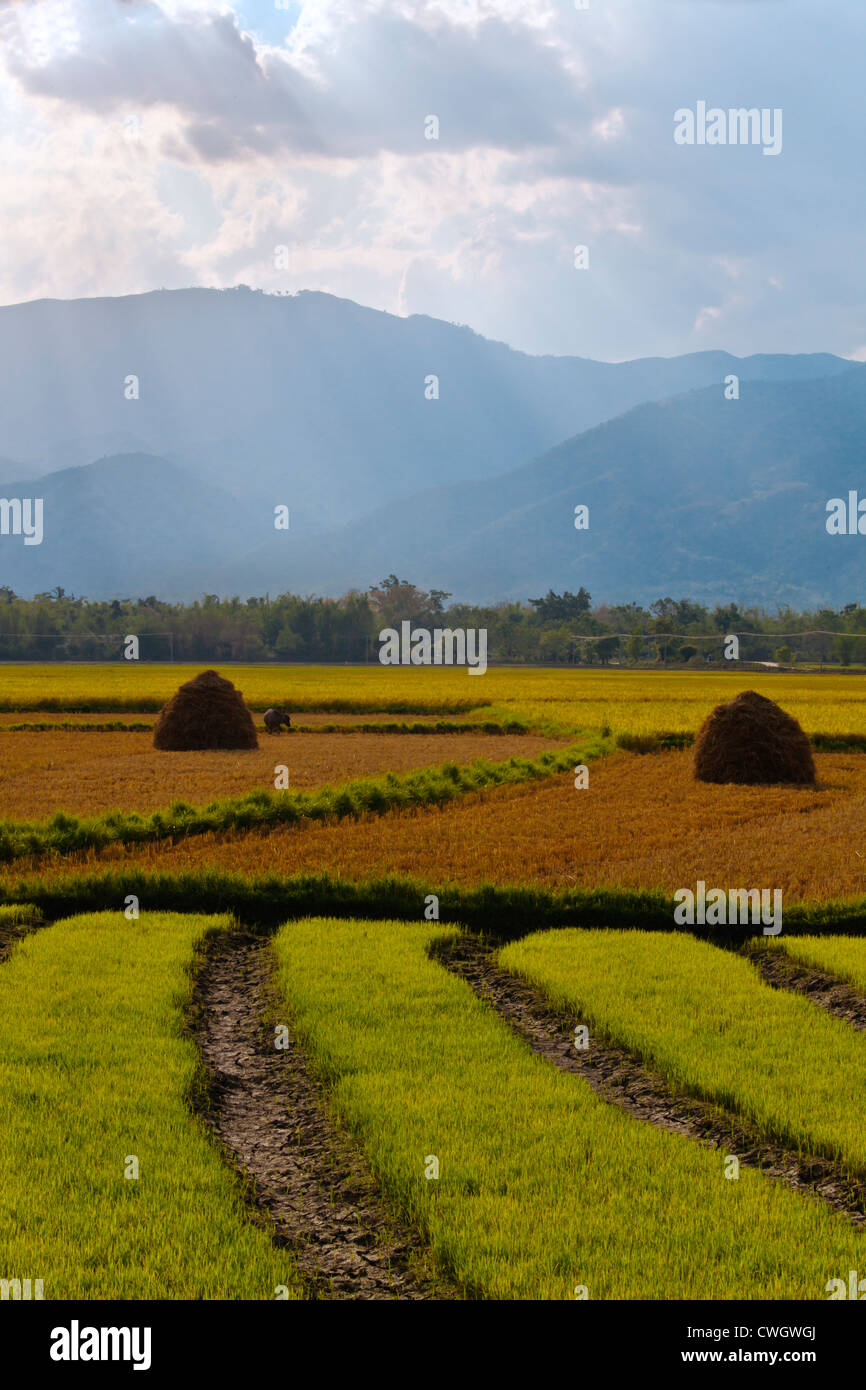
[190,932,456,1300]
[0,916,42,965]
[435,934,866,1227]
[743,944,866,1031]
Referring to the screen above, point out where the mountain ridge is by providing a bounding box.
[0,286,861,602]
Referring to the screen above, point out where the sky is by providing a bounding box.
[0,0,862,362]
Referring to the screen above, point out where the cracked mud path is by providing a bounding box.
[0,917,42,965]
[743,944,866,1032]
[436,934,866,1228]
[192,933,456,1300]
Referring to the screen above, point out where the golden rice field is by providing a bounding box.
[0,728,555,821]
[18,749,866,904]
[1,664,866,906]
[2,663,866,736]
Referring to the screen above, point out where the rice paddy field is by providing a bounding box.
[0,910,299,1299]
[45,747,866,902]
[0,727,556,820]
[1,661,865,734]
[3,661,866,1303]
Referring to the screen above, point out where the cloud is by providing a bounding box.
[694,305,723,333]
[0,0,862,362]
[2,0,586,161]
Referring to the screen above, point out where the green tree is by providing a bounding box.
[368,577,447,628]
[528,588,591,621]
[594,635,619,666]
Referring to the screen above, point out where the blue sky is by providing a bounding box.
[0,0,862,362]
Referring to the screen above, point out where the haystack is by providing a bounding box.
[153,669,258,750]
[693,689,815,786]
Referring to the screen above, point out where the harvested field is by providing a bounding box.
[51,749,866,903]
[0,729,560,821]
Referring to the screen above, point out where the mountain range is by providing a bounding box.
[0,286,861,605]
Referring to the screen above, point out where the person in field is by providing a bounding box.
[263,707,292,734]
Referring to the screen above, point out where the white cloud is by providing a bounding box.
[694,305,723,333]
[0,0,862,360]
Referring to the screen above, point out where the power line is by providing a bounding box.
[0,628,856,643]
[548,629,857,642]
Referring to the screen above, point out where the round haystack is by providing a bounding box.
[693,689,815,786]
[153,669,258,751]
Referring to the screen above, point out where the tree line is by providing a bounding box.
[0,579,864,666]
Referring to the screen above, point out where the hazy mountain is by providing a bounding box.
[0,286,862,601]
[235,369,866,608]
[0,286,856,536]
[0,454,261,598]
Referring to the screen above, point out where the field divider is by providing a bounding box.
[285,719,533,735]
[0,736,608,866]
[0,697,491,715]
[0,721,156,732]
[617,730,866,754]
[435,934,866,1226]
[4,867,866,935]
[0,718,533,735]
[189,929,457,1299]
[742,942,866,1031]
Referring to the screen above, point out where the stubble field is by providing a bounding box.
[29,746,865,904]
[0,727,555,821]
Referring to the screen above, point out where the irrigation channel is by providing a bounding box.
[432,935,866,1229]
